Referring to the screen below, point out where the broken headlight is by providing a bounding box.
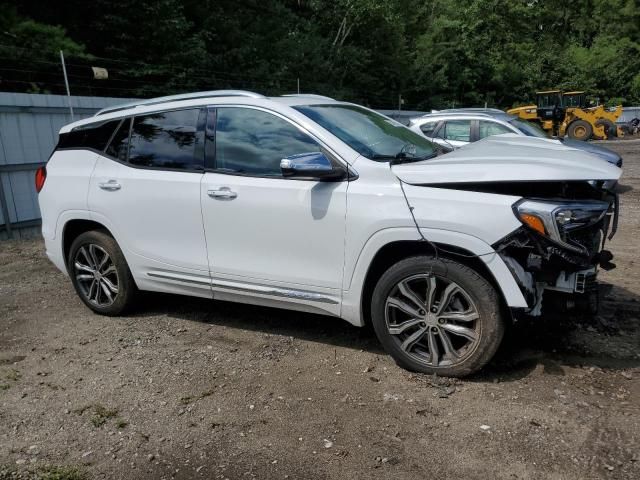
[514,199,609,254]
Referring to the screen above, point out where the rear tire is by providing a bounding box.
[370,256,504,377]
[567,120,593,141]
[595,119,617,139]
[68,230,136,316]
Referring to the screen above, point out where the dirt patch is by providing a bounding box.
[1,143,639,479]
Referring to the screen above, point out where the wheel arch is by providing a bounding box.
[358,240,508,327]
[340,227,528,327]
[62,218,116,264]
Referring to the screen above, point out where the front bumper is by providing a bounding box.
[495,226,613,317]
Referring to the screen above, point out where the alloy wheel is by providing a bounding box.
[73,244,119,307]
[384,273,480,367]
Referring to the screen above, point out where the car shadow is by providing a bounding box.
[134,291,384,354]
[133,280,640,381]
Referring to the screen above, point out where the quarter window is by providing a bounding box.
[420,121,439,137]
[58,119,122,151]
[128,109,203,170]
[213,107,320,176]
[443,120,471,142]
[478,120,512,139]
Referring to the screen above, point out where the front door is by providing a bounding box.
[200,106,347,314]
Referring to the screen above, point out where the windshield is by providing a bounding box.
[509,118,549,138]
[293,104,437,161]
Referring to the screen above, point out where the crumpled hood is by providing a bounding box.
[560,138,622,165]
[392,134,622,185]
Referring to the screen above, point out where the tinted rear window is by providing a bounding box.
[128,109,203,170]
[58,119,122,151]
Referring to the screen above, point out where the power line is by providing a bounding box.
[0,53,399,107]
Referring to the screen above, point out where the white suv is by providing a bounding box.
[37,91,621,377]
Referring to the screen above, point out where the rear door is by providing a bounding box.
[88,108,212,297]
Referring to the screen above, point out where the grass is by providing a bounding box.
[90,404,118,427]
[0,465,87,480]
[74,403,123,428]
[38,466,88,480]
[5,369,21,381]
[0,384,9,391]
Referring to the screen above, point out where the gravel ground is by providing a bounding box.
[1,142,639,480]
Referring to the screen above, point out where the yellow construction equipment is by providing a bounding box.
[507,90,622,140]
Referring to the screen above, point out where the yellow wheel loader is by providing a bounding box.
[507,90,622,141]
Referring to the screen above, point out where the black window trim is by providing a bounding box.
[203,104,353,182]
[471,119,479,142]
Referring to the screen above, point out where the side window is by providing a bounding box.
[128,109,204,170]
[478,120,512,139]
[420,121,439,137]
[213,107,320,176]
[58,119,122,151]
[443,120,471,142]
[105,118,131,162]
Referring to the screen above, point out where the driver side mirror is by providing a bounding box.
[280,152,345,181]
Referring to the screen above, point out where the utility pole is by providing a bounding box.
[297,78,300,94]
[59,50,74,120]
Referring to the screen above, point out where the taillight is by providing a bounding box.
[35,166,47,193]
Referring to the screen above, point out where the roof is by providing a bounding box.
[536,90,561,94]
[413,110,516,122]
[430,108,505,114]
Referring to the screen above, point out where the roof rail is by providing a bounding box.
[95,90,265,116]
[419,112,497,119]
[281,94,336,101]
[428,108,505,115]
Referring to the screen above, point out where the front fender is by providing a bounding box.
[340,227,527,326]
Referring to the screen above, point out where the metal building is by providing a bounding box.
[0,92,135,239]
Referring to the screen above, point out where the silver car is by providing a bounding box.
[408,109,623,167]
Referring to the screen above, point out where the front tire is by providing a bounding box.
[371,256,504,377]
[68,230,136,315]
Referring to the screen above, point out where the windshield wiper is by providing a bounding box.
[390,152,437,165]
[370,150,437,164]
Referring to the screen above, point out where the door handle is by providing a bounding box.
[98,180,121,191]
[208,187,237,200]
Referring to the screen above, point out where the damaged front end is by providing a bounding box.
[493,180,619,317]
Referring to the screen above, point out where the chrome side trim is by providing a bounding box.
[211,279,339,305]
[147,270,339,305]
[147,270,211,286]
